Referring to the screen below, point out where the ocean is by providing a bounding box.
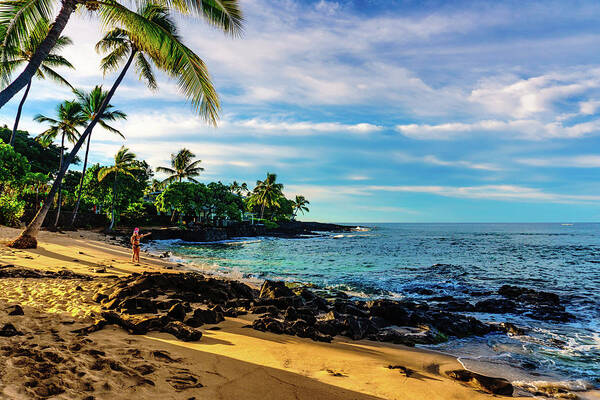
[147,222,600,389]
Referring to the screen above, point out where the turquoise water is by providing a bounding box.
[149,223,600,388]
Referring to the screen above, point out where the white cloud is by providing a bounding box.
[469,69,600,118]
[366,184,600,204]
[396,118,600,140]
[517,155,600,168]
[395,152,502,171]
[237,118,382,134]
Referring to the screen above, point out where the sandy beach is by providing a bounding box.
[0,226,594,400]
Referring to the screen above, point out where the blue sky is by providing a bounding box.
[2,0,600,222]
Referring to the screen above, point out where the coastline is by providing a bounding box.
[0,226,597,399]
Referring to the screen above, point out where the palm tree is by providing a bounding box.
[70,85,126,226]
[1,19,74,146]
[145,178,163,194]
[248,173,284,220]
[230,181,249,196]
[292,195,310,219]
[156,148,204,184]
[98,146,139,231]
[0,0,242,108]
[34,100,86,227]
[8,1,242,249]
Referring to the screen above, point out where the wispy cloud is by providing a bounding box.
[366,184,600,204]
[395,152,502,171]
[517,155,600,168]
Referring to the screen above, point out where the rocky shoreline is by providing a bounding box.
[113,221,354,243]
[0,262,588,398]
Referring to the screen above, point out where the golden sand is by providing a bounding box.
[1,225,586,399]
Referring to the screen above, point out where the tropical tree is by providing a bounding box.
[8,1,242,248]
[248,173,284,219]
[156,148,204,184]
[146,178,164,193]
[1,19,74,145]
[292,195,310,219]
[34,100,86,226]
[230,181,248,196]
[70,85,126,226]
[98,146,139,231]
[0,0,242,108]
[24,172,50,208]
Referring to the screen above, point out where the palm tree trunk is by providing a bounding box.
[8,51,137,248]
[70,131,92,227]
[260,204,265,219]
[0,0,76,108]
[9,79,32,146]
[108,173,118,231]
[53,133,65,227]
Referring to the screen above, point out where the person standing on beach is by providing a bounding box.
[130,228,151,263]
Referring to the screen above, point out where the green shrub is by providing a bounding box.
[0,192,25,227]
[263,220,279,229]
[120,202,153,226]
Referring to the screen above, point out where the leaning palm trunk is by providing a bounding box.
[70,132,93,227]
[8,52,136,248]
[0,0,77,108]
[9,79,32,145]
[108,172,118,231]
[53,132,66,227]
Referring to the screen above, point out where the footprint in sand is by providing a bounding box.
[325,369,347,377]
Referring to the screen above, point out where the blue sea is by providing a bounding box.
[148,223,600,390]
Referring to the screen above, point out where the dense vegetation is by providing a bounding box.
[0,129,309,230]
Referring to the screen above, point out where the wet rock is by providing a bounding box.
[7,304,24,316]
[117,297,158,314]
[249,305,280,315]
[92,293,108,303]
[366,299,412,326]
[167,303,187,321]
[496,322,526,336]
[474,298,517,314]
[183,317,204,328]
[161,321,202,342]
[498,285,560,305]
[0,323,22,337]
[192,307,224,324]
[259,280,295,299]
[447,369,513,396]
[340,316,370,340]
[101,312,165,335]
[284,306,298,321]
[314,319,344,337]
[252,316,284,334]
[334,301,369,318]
[312,332,333,343]
[440,300,475,312]
[286,319,315,338]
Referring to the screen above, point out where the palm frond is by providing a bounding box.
[98,120,125,138]
[0,0,54,62]
[134,52,157,89]
[156,166,176,174]
[39,65,72,88]
[98,2,220,124]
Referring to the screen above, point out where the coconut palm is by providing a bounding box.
[230,181,249,196]
[1,19,74,146]
[98,146,139,231]
[70,85,126,226]
[156,148,204,184]
[8,1,242,248]
[34,100,86,226]
[248,173,284,220]
[0,0,242,108]
[292,195,309,219]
